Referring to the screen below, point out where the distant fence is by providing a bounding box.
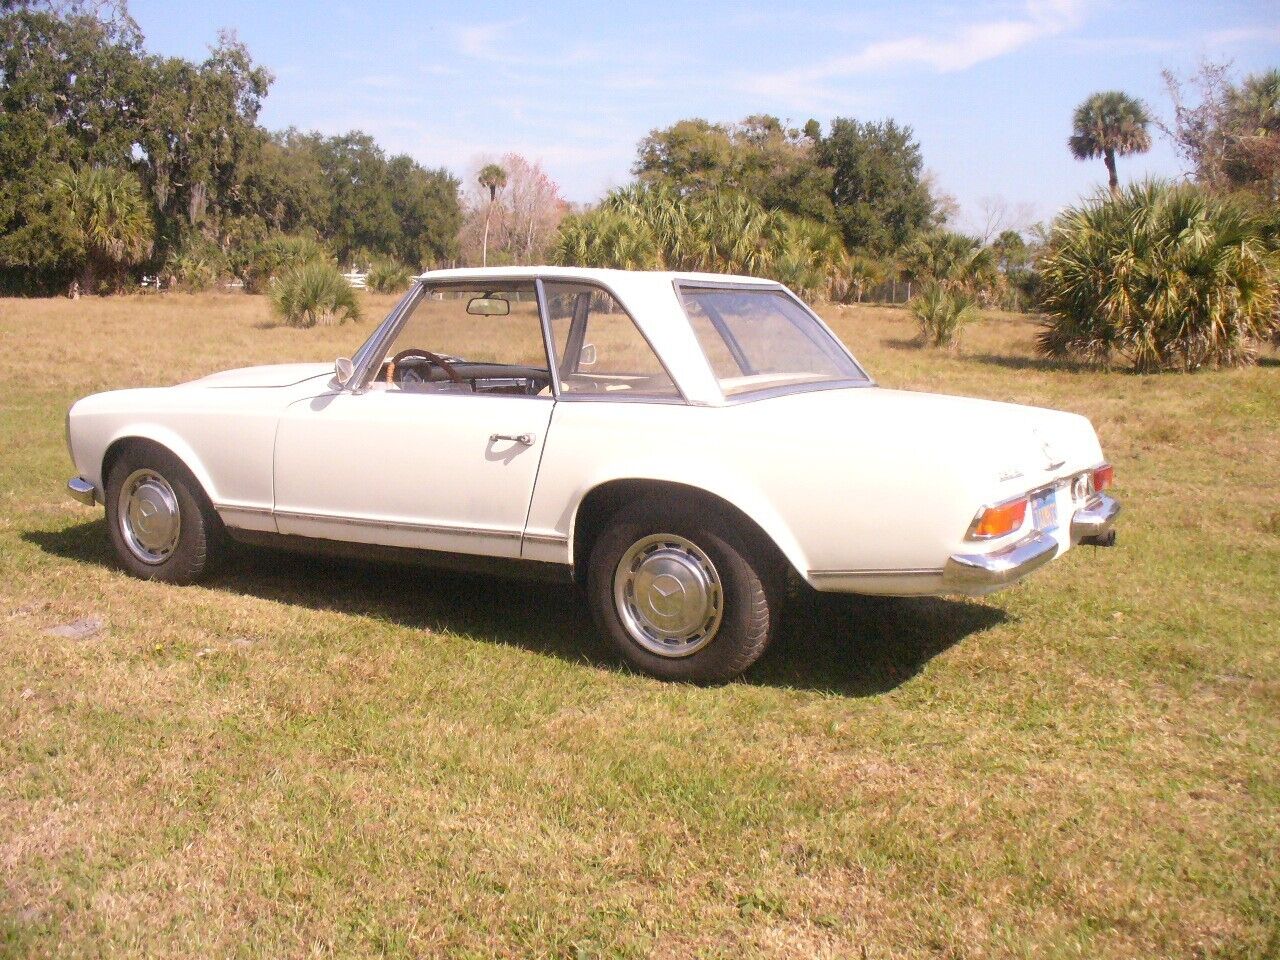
[858,280,915,305]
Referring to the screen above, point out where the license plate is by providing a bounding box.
[1032,489,1057,532]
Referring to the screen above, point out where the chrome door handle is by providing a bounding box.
[489,432,535,446]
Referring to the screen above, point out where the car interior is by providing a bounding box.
[368,282,680,399]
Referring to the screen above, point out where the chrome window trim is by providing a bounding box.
[533,278,564,399]
[672,280,875,403]
[717,379,875,404]
[349,282,426,391]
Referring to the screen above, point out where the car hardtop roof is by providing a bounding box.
[413,265,782,287]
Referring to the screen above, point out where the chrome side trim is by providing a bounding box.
[213,501,543,545]
[943,531,1059,589]
[271,507,524,541]
[521,532,569,546]
[1070,493,1121,543]
[213,502,273,518]
[67,476,98,506]
[808,567,943,582]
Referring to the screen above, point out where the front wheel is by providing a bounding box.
[586,502,780,683]
[105,445,225,584]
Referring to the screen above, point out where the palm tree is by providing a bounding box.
[1069,91,1152,194]
[50,165,154,294]
[899,230,997,295]
[477,163,508,267]
[1038,180,1280,371]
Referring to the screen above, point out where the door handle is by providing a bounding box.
[489,432,535,446]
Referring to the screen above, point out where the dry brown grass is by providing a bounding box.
[0,291,1277,959]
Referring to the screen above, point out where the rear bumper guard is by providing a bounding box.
[1071,493,1121,546]
[67,476,98,506]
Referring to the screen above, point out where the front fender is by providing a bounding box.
[67,387,281,526]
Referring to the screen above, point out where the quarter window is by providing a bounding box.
[543,282,679,399]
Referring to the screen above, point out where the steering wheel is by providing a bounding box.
[388,348,465,386]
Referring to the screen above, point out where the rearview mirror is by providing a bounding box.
[334,356,355,386]
[579,343,598,367]
[467,297,510,316]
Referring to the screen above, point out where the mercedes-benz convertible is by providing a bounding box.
[66,267,1119,681]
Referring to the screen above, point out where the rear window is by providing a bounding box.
[680,287,867,397]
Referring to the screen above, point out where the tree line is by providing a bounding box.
[2,2,1277,370]
[0,3,461,295]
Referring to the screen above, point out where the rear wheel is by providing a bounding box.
[105,445,225,584]
[587,501,779,682]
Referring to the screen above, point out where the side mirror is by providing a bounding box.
[579,343,598,367]
[334,356,355,386]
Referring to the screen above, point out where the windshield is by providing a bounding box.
[679,286,869,398]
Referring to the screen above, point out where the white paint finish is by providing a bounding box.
[65,268,1113,598]
[67,385,303,526]
[183,363,334,389]
[272,389,554,558]
[525,385,1103,590]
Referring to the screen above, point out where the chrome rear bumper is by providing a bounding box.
[943,530,1058,589]
[944,494,1120,590]
[67,476,98,506]
[1071,493,1121,545]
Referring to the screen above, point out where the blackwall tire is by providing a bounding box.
[105,445,225,584]
[587,500,779,683]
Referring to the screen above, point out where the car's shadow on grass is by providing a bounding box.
[24,520,1005,697]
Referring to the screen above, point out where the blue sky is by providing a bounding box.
[129,0,1279,233]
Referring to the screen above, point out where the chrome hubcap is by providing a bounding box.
[614,534,723,657]
[118,469,180,564]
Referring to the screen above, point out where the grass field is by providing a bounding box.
[1,291,1278,959]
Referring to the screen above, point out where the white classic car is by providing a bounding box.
[66,267,1119,681]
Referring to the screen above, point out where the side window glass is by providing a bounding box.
[372,283,553,397]
[543,283,679,398]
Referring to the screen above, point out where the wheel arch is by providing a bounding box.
[568,477,805,588]
[100,429,220,507]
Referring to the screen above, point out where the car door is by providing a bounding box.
[272,281,555,559]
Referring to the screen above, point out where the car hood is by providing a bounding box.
[756,386,1103,489]
[182,363,335,389]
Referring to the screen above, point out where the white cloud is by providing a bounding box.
[742,0,1088,106]
[1206,25,1280,46]
[455,19,526,58]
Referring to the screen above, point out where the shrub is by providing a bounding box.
[163,237,228,292]
[365,259,413,294]
[242,233,329,293]
[1038,181,1280,371]
[911,282,979,348]
[270,261,361,328]
[551,182,850,298]
[899,230,999,298]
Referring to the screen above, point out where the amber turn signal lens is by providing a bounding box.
[973,497,1028,539]
[1093,463,1114,492]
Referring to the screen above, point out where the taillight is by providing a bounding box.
[1093,463,1114,492]
[970,497,1028,539]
